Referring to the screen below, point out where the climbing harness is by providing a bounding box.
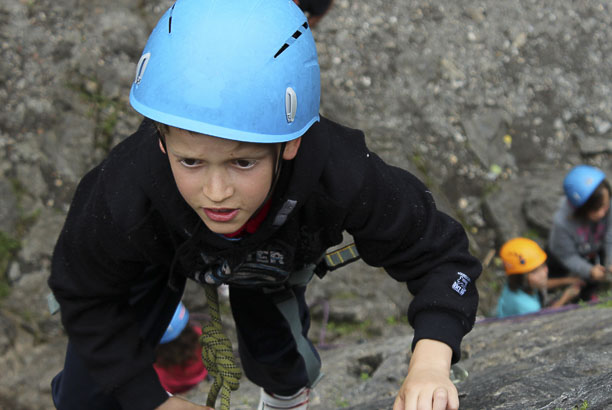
[47,241,362,408]
[259,243,361,388]
[198,243,361,406]
[317,243,360,273]
[200,283,242,410]
[263,264,324,388]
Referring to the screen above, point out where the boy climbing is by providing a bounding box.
[48,0,481,409]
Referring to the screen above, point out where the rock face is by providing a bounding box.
[2,0,612,409]
[181,299,612,410]
[342,304,612,410]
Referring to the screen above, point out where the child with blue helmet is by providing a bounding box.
[547,165,612,301]
[48,1,481,409]
[154,302,208,395]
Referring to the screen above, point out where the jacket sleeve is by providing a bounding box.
[341,148,481,363]
[48,166,170,409]
[604,213,612,268]
[548,219,592,278]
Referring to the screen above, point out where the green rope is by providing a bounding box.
[200,284,242,410]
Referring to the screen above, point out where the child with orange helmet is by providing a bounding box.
[496,238,580,318]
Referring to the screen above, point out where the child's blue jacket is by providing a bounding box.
[48,116,481,409]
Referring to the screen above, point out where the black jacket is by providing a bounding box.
[49,117,481,409]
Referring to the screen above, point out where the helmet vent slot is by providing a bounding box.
[274,22,309,59]
[168,4,176,33]
[274,43,290,58]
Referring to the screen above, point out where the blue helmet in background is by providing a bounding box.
[130,0,320,143]
[160,302,190,344]
[563,165,606,208]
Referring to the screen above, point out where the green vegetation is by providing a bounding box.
[335,398,349,408]
[386,315,408,325]
[410,153,436,188]
[326,319,373,337]
[573,400,589,410]
[0,230,20,300]
[555,399,590,410]
[69,76,127,154]
[1,177,43,300]
[523,228,543,241]
[596,299,612,308]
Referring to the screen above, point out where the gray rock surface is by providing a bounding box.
[2,0,612,409]
[343,304,612,410]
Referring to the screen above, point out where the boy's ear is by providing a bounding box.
[282,137,302,160]
[158,138,167,154]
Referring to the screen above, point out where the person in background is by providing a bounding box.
[496,237,581,318]
[154,302,208,395]
[547,165,612,301]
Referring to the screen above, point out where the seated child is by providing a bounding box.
[496,237,580,318]
[547,165,612,301]
[154,302,208,395]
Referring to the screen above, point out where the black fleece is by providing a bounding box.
[49,116,481,409]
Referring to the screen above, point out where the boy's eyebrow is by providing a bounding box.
[169,142,273,158]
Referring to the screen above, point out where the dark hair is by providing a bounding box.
[507,273,532,293]
[574,180,611,220]
[155,324,200,368]
[153,121,170,138]
[151,121,169,151]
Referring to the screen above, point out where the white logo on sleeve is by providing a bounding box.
[452,272,471,296]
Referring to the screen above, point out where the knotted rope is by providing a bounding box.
[200,284,242,409]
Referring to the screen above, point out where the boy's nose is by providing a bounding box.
[203,170,233,203]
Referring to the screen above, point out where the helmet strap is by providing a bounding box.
[251,142,287,221]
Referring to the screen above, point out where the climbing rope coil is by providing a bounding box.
[200,284,242,409]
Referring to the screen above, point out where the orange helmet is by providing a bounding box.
[499,237,547,275]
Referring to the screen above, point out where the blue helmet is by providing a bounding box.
[130,0,320,143]
[160,302,190,344]
[563,165,606,207]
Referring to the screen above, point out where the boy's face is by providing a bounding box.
[161,126,301,234]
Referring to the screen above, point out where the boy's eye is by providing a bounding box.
[233,159,256,169]
[180,158,201,168]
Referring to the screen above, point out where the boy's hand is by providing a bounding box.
[393,339,459,410]
[156,396,213,410]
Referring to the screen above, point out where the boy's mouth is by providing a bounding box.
[203,208,239,222]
